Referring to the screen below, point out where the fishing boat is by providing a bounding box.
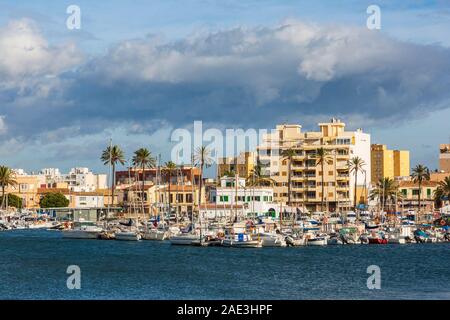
[142,228,170,241]
[222,233,262,248]
[62,221,103,239]
[327,233,344,245]
[367,231,388,244]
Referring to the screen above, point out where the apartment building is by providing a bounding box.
[398,180,439,212]
[371,144,410,183]
[40,167,107,192]
[217,151,256,178]
[257,119,371,212]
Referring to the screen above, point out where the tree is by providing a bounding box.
[315,148,332,212]
[348,156,366,213]
[162,161,177,216]
[0,194,23,209]
[369,177,400,210]
[40,192,70,208]
[101,144,125,210]
[246,164,275,187]
[132,148,156,216]
[193,146,213,209]
[222,170,236,177]
[281,148,296,206]
[434,176,450,208]
[0,166,17,209]
[411,164,430,220]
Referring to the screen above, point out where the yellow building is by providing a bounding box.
[257,119,371,212]
[5,175,44,209]
[218,151,256,178]
[398,180,438,212]
[371,144,410,183]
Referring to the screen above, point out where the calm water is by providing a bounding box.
[0,230,449,300]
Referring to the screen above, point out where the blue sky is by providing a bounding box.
[0,0,450,176]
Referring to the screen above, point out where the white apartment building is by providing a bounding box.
[40,167,107,192]
[208,176,278,218]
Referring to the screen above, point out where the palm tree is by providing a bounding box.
[193,146,213,210]
[101,145,125,212]
[247,164,275,187]
[0,166,17,209]
[369,177,400,210]
[411,164,430,220]
[132,148,156,216]
[433,176,450,208]
[348,156,366,213]
[162,161,177,216]
[315,148,332,212]
[281,148,296,206]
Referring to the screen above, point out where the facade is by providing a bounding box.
[371,144,410,183]
[257,119,371,212]
[115,166,200,186]
[440,144,450,173]
[398,180,438,212]
[40,167,107,192]
[209,176,277,217]
[37,188,105,208]
[5,174,45,208]
[159,185,203,216]
[217,152,256,178]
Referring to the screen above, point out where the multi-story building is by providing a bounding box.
[41,167,107,192]
[217,152,256,178]
[257,119,371,212]
[209,176,277,217]
[5,172,45,208]
[371,144,410,183]
[398,180,439,212]
[440,144,450,173]
[115,166,201,187]
[37,188,105,208]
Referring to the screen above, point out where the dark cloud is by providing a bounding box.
[1,19,450,144]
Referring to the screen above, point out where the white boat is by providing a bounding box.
[142,228,169,241]
[257,233,287,247]
[115,231,142,241]
[62,221,103,239]
[170,233,199,245]
[307,235,328,246]
[222,234,262,248]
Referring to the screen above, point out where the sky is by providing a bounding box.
[0,0,450,176]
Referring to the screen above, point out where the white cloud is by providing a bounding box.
[0,116,6,135]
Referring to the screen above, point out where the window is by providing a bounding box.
[282,160,287,165]
[427,189,431,197]
[328,171,334,176]
[281,172,287,176]
[412,189,419,196]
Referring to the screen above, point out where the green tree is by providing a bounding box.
[434,176,450,208]
[281,148,297,206]
[101,144,125,209]
[0,194,23,209]
[411,164,430,220]
[315,148,332,212]
[193,146,213,209]
[40,192,70,208]
[0,166,17,209]
[348,156,366,213]
[246,164,275,187]
[369,177,400,210]
[132,148,156,215]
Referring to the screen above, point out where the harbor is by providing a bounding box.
[1,228,449,300]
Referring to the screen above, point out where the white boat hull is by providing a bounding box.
[170,235,199,245]
[222,239,262,248]
[115,232,142,241]
[62,230,100,239]
[307,238,328,246]
[142,230,169,241]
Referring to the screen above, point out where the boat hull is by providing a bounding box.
[115,232,142,241]
[62,230,100,239]
[368,238,388,244]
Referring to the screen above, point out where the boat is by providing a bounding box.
[307,236,327,246]
[191,235,223,247]
[367,232,388,244]
[170,233,199,245]
[62,221,103,239]
[142,228,170,241]
[327,233,344,245]
[222,233,262,248]
[115,230,142,241]
[258,232,287,247]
